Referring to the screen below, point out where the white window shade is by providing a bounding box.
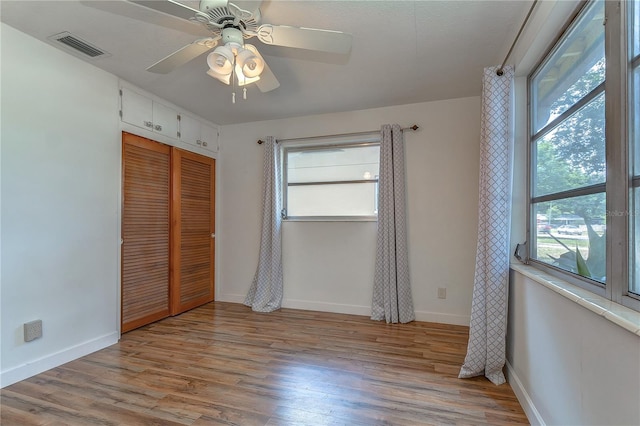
[283,139,380,220]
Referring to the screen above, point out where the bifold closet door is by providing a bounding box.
[121,132,171,332]
[171,148,215,315]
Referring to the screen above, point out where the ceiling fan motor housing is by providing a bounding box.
[221,27,244,47]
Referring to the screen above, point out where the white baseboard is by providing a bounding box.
[217,293,246,304]
[283,299,371,316]
[217,294,371,316]
[506,360,545,426]
[218,294,470,325]
[0,332,119,388]
[414,310,470,326]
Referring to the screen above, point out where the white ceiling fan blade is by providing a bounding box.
[255,62,280,93]
[256,24,352,54]
[244,44,279,92]
[230,1,262,13]
[129,0,200,21]
[80,1,207,35]
[147,37,220,74]
[226,1,262,21]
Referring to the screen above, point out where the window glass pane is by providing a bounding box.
[631,188,640,296]
[287,145,379,184]
[633,66,640,175]
[532,193,606,283]
[531,0,605,133]
[630,1,639,296]
[287,182,377,217]
[533,93,605,197]
[632,0,640,58]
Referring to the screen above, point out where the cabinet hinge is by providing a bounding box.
[177,114,181,121]
[119,89,122,97]
[119,110,122,118]
[177,131,181,138]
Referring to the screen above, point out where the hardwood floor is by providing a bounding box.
[1,302,528,425]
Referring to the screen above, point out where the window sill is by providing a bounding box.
[510,262,640,336]
[284,217,377,222]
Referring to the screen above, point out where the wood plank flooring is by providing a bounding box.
[1,302,528,425]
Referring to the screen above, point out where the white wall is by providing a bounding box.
[1,23,121,386]
[508,271,640,425]
[219,97,481,325]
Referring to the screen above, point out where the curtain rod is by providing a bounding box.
[257,124,419,145]
[496,0,538,76]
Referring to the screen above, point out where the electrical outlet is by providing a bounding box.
[437,288,447,299]
[24,320,43,342]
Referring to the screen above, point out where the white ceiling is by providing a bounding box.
[1,0,529,125]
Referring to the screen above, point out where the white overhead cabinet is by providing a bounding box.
[119,83,219,158]
[179,113,219,153]
[120,87,179,140]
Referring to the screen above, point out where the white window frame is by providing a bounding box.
[281,135,380,222]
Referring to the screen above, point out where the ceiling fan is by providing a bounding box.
[129,0,353,96]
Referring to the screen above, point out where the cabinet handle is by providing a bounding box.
[196,140,202,146]
[144,121,153,128]
[154,124,163,131]
[211,233,215,238]
[202,141,208,147]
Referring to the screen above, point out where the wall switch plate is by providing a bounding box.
[437,288,447,299]
[24,320,43,342]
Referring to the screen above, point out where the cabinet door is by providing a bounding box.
[121,88,153,131]
[121,132,171,332]
[153,102,179,139]
[200,123,219,153]
[179,113,201,147]
[171,148,215,315]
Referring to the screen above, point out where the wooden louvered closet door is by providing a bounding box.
[121,133,171,332]
[171,148,216,315]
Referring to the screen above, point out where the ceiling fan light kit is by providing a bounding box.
[133,0,352,100]
[207,44,234,74]
[207,27,264,79]
[236,48,263,78]
[205,27,264,102]
[206,61,261,85]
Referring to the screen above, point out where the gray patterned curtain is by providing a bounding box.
[459,66,514,385]
[244,136,283,312]
[371,124,415,324]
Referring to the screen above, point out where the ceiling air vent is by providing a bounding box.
[48,32,110,59]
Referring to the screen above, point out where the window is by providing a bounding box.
[283,138,380,220]
[529,0,639,311]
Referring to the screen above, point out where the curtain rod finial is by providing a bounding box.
[257,139,264,145]
[410,125,419,131]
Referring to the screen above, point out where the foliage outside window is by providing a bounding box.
[283,140,380,220]
[529,0,639,311]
